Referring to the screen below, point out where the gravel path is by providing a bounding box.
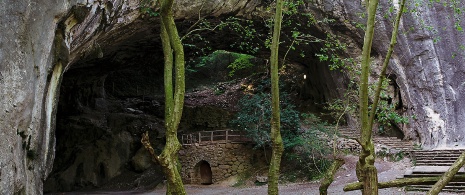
[50,155,461,195]
[144,155,446,195]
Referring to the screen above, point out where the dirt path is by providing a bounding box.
[144,155,447,195]
[50,155,461,195]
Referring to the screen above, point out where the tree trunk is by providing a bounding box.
[368,0,406,131]
[141,0,186,194]
[319,158,345,195]
[268,0,284,194]
[427,151,465,195]
[352,0,405,194]
[357,0,380,194]
[344,175,465,191]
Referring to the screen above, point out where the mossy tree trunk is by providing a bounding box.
[352,0,405,194]
[344,175,465,191]
[427,151,465,195]
[141,0,186,194]
[268,0,284,194]
[356,0,380,194]
[319,158,345,195]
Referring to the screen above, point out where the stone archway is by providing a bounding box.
[195,160,213,185]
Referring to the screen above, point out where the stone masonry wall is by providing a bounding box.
[179,142,257,184]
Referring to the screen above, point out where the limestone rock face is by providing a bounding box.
[2,0,465,193]
[0,1,70,194]
[310,0,465,149]
[0,0,258,193]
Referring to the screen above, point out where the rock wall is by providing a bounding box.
[2,0,465,193]
[0,0,259,194]
[0,1,70,194]
[309,0,465,149]
[178,142,259,184]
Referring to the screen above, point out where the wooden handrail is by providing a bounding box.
[181,130,250,145]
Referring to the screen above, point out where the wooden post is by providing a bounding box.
[226,130,229,141]
[211,131,213,142]
[198,132,201,143]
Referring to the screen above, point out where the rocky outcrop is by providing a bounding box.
[308,0,465,149]
[0,0,259,194]
[2,0,465,193]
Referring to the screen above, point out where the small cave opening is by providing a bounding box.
[194,160,213,185]
[375,74,406,139]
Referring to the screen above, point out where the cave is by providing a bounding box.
[5,1,465,194]
[43,13,347,192]
[43,20,168,192]
[194,160,213,185]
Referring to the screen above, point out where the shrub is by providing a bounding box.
[230,91,333,181]
[229,92,300,149]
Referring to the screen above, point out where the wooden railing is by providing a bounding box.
[181,129,250,145]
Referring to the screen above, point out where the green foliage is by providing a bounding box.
[283,113,333,180]
[315,34,355,71]
[227,54,255,77]
[139,0,159,17]
[186,50,256,74]
[229,92,300,149]
[230,91,333,180]
[374,100,408,134]
[369,79,409,134]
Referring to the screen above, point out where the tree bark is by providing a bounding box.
[268,0,284,194]
[354,1,406,194]
[357,0,380,194]
[427,151,465,195]
[344,175,465,191]
[141,0,186,194]
[368,0,406,132]
[319,158,345,195]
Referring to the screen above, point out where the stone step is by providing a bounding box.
[416,155,461,158]
[414,151,464,154]
[404,164,465,192]
[333,126,414,151]
[407,166,465,173]
[406,186,465,192]
[416,158,457,164]
[414,154,462,157]
[415,163,456,166]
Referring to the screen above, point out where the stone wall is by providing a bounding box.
[179,142,258,184]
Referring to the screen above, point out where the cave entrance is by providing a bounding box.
[43,23,167,192]
[194,160,213,185]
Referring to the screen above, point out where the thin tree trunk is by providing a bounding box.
[356,0,379,195]
[355,1,405,193]
[268,0,284,194]
[357,0,380,194]
[141,0,186,194]
[344,175,465,191]
[427,152,465,195]
[319,158,345,195]
[368,0,406,132]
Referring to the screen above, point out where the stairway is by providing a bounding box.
[373,137,414,151]
[335,126,415,151]
[404,150,465,192]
